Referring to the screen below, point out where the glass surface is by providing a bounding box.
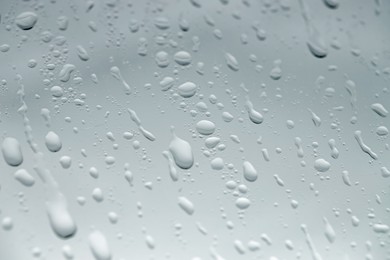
[0,0,389,259]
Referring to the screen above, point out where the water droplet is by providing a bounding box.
[328,139,339,159]
[314,158,331,172]
[2,217,13,231]
[0,44,10,53]
[245,98,263,124]
[381,167,390,178]
[89,167,99,179]
[108,212,119,224]
[127,109,156,141]
[155,51,170,68]
[45,131,62,152]
[15,12,38,30]
[14,169,35,187]
[189,0,201,8]
[210,157,224,170]
[299,0,328,58]
[124,169,134,185]
[174,51,192,66]
[196,120,216,135]
[177,82,197,98]
[323,217,336,243]
[62,245,74,260]
[354,130,378,160]
[2,137,23,167]
[169,126,194,169]
[178,196,195,215]
[286,120,295,129]
[89,230,112,260]
[376,126,388,136]
[273,174,284,186]
[145,234,156,249]
[342,170,352,186]
[262,148,270,161]
[371,103,388,117]
[301,224,323,260]
[222,111,234,122]
[160,77,174,91]
[50,86,64,97]
[162,151,178,181]
[234,240,246,254]
[153,17,170,30]
[323,0,339,9]
[373,224,389,234]
[205,137,221,149]
[243,161,258,182]
[92,187,104,202]
[58,64,75,82]
[110,66,131,95]
[294,137,304,158]
[76,45,90,61]
[247,240,260,251]
[270,60,282,80]
[291,200,299,209]
[225,53,239,71]
[308,108,321,127]
[235,197,251,209]
[46,192,77,239]
[59,156,72,169]
[285,240,294,250]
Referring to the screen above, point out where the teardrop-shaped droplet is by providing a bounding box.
[46,192,77,239]
[168,126,194,169]
[89,230,112,260]
[243,161,258,182]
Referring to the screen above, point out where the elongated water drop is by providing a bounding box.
[308,108,321,127]
[46,192,77,239]
[14,169,35,187]
[225,52,239,71]
[371,103,388,117]
[59,64,75,82]
[89,230,112,260]
[243,161,258,182]
[299,0,328,58]
[168,126,194,169]
[323,217,336,243]
[245,98,263,124]
[354,130,378,160]
[110,66,131,95]
[162,151,178,181]
[178,196,195,215]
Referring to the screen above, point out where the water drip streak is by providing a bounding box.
[16,74,77,239]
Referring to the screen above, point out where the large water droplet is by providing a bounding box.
[2,137,23,167]
[46,192,77,239]
[15,12,38,30]
[243,161,258,182]
[168,126,194,169]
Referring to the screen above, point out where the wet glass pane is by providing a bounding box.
[0,0,389,259]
